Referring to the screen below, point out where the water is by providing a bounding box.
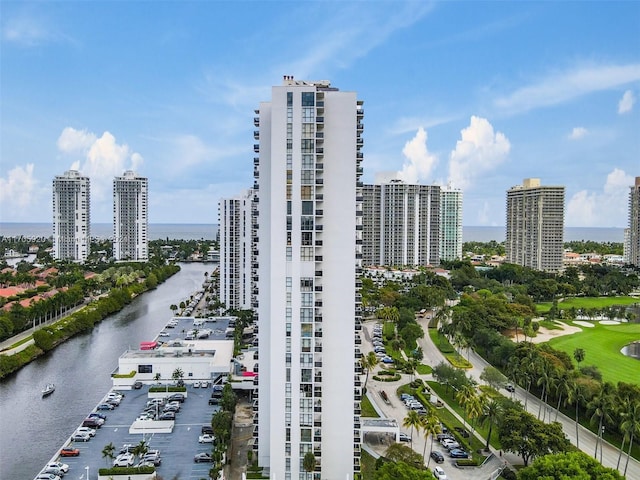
[0,262,212,480]
[0,223,218,241]
[622,342,640,360]
[462,226,625,243]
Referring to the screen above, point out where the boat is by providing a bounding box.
[41,383,55,397]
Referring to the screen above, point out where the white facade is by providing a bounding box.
[219,189,254,310]
[362,180,440,267]
[505,178,565,272]
[113,170,148,261]
[440,186,463,262]
[52,170,90,262]
[255,77,363,479]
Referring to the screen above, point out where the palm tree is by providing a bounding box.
[479,398,503,450]
[132,439,148,459]
[421,410,442,467]
[101,442,116,467]
[455,384,477,429]
[360,351,378,393]
[566,378,585,448]
[588,382,615,460]
[554,371,572,421]
[402,410,422,450]
[620,400,640,475]
[573,348,586,368]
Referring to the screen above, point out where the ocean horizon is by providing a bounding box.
[0,222,626,243]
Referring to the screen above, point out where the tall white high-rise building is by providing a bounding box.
[506,178,565,272]
[362,179,440,266]
[52,170,90,262]
[113,170,148,261]
[219,189,255,310]
[440,185,463,262]
[254,76,364,479]
[624,176,640,267]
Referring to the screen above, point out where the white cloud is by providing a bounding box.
[618,89,636,114]
[447,116,510,191]
[57,128,144,202]
[2,12,75,47]
[0,164,38,208]
[568,127,588,140]
[396,128,438,183]
[566,168,634,227]
[494,63,640,114]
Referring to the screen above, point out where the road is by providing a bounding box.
[412,315,640,479]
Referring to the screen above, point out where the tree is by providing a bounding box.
[518,451,624,480]
[573,348,586,367]
[479,366,507,390]
[172,367,184,382]
[101,442,116,467]
[478,398,503,450]
[566,378,586,449]
[382,443,424,469]
[588,382,615,461]
[303,451,316,473]
[132,439,148,458]
[360,351,378,393]
[620,400,640,476]
[402,410,422,449]
[374,460,425,480]
[455,384,477,428]
[420,410,441,467]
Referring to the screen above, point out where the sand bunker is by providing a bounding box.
[599,320,621,325]
[573,320,595,328]
[531,321,583,344]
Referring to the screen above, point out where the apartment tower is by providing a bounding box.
[505,178,565,272]
[440,185,463,262]
[625,176,640,267]
[52,170,91,262]
[113,170,148,261]
[218,189,255,310]
[254,76,364,479]
[362,179,440,267]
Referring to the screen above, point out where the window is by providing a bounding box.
[301,170,313,185]
[301,293,312,307]
[301,123,314,138]
[302,201,313,215]
[301,232,313,246]
[287,92,293,106]
[302,92,315,106]
[302,154,314,169]
[287,201,292,215]
[300,247,313,260]
[301,216,314,230]
[301,186,312,199]
[302,107,314,122]
[300,429,312,442]
[301,139,314,153]
[300,277,313,290]
[138,365,153,374]
[300,308,313,322]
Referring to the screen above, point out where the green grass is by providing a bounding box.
[416,363,432,375]
[547,321,640,385]
[537,320,563,330]
[360,449,376,480]
[361,394,379,418]
[5,335,33,350]
[537,296,639,313]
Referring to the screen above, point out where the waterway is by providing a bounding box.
[0,262,212,480]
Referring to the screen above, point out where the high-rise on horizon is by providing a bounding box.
[254,77,363,478]
[624,176,640,267]
[113,170,149,261]
[52,170,90,262]
[505,178,565,272]
[440,185,463,262]
[218,189,255,311]
[362,180,441,267]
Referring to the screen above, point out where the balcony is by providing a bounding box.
[254,144,259,152]
[253,157,259,165]
[315,178,323,185]
[315,147,324,154]
[315,163,324,171]
[253,117,259,127]
[316,116,324,124]
[253,130,259,139]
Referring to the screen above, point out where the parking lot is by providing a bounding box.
[43,383,222,480]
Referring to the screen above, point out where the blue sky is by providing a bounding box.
[1,1,638,227]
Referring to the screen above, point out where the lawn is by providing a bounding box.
[547,321,640,385]
[537,296,638,313]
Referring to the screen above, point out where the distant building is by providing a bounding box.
[218,189,254,310]
[254,77,363,478]
[505,178,565,272]
[624,176,640,267]
[362,179,440,267]
[52,170,90,262]
[440,185,463,261]
[113,170,148,261]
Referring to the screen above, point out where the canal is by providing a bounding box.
[0,262,211,480]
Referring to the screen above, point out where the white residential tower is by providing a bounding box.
[52,170,91,262]
[113,170,148,261]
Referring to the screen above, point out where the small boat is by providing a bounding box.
[42,383,55,397]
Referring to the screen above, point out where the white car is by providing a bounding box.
[36,475,61,480]
[45,462,69,474]
[113,452,135,467]
[75,426,96,437]
[158,331,170,337]
[193,381,201,388]
[199,433,215,443]
[433,466,448,480]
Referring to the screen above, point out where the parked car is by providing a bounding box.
[36,474,61,480]
[163,404,180,413]
[442,440,460,450]
[46,462,69,474]
[194,452,214,463]
[158,331,170,337]
[193,381,201,388]
[106,397,121,406]
[113,452,135,467]
[158,412,175,421]
[433,466,448,479]
[454,427,470,438]
[398,433,411,442]
[448,448,469,458]
[88,412,107,420]
[119,444,135,454]
[71,432,91,442]
[199,433,215,443]
[202,425,214,435]
[60,446,80,457]
[168,393,185,403]
[96,403,114,410]
[201,380,210,388]
[142,451,162,466]
[75,427,96,437]
[208,397,220,405]
[82,418,102,429]
[133,381,143,389]
[430,451,444,463]
[42,466,67,477]
[381,356,394,364]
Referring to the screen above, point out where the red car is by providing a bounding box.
[60,446,80,457]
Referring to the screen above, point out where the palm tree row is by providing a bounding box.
[402,408,442,467]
